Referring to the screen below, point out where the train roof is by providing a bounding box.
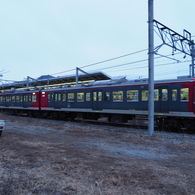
[40,75,195,91]
[0,71,111,90]
[1,74,195,93]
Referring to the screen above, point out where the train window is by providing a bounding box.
[55,94,58,101]
[58,94,61,101]
[172,89,177,101]
[93,92,97,101]
[32,94,36,102]
[16,96,20,102]
[162,89,168,101]
[12,96,15,102]
[6,96,10,102]
[48,94,54,102]
[48,94,51,102]
[154,89,159,101]
[68,93,74,102]
[127,90,138,101]
[0,96,3,102]
[62,94,66,101]
[24,96,28,102]
[113,91,123,102]
[98,92,102,101]
[29,95,32,102]
[93,92,102,101]
[141,90,148,101]
[180,88,189,101]
[77,92,84,102]
[86,93,91,101]
[104,92,110,101]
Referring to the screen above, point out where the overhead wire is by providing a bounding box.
[51,48,148,76]
[88,52,186,73]
[3,47,182,83]
[50,46,190,79]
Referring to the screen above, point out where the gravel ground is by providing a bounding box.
[0,113,195,195]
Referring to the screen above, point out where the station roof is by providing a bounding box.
[0,71,111,90]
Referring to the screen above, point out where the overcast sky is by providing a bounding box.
[0,0,195,82]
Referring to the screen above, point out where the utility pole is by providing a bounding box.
[76,67,89,86]
[148,0,154,136]
[191,41,195,77]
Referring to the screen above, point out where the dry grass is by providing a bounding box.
[0,113,195,194]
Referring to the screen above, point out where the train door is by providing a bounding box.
[5,95,9,107]
[54,92,61,109]
[159,87,169,113]
[23,94,31,108]
[92,90,103,110]
[48,92,54,108]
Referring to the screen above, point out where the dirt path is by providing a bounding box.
[0,114,195,195]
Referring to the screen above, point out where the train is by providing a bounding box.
[0,76,195,131]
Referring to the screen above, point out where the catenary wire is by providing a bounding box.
[51,49,148,76]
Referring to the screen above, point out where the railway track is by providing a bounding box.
[3,113,192,134]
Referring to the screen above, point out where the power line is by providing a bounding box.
[87,53,187,72]
[91,59,190,75]
[50,47,188,77]
[51,49,148,76]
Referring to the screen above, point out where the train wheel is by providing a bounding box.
[27,111,32,117]
[33,111,40,118]
[59,112,66,120]
[50,112,58,120]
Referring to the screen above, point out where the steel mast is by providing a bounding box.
[148,0,154,136]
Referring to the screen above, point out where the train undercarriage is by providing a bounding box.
[1,108,195,133]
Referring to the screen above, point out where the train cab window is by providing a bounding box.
[113,91,123,102]
[77,92,84,102]
[162,89,168,101]
[68,93,74,102]
[104,92,110,101]
[180,88,189,101]
[86,93,91,101]
[141,90,148,101]
[32,93,36,102]
[62,94,66,101]
[127,90,138,102]
[172,89,177,101]
[154,89,159,101]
